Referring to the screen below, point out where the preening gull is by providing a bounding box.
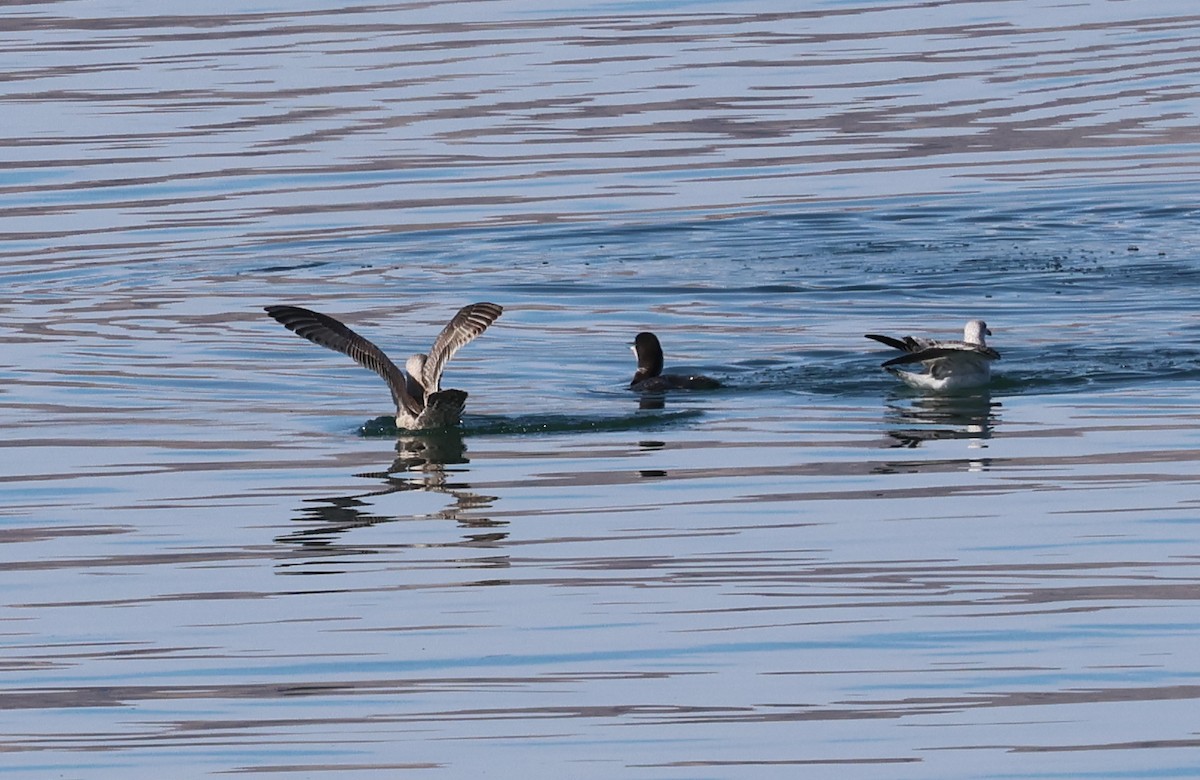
[865,319,999,392]
[630,332,721,391]
[265,302,503,429]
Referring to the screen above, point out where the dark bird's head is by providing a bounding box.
[631,331,664,386]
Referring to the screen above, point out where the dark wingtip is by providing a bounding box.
[264,304,301,321]
[467,302,504,323]
[865,333,910,351]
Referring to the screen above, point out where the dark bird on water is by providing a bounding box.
[629,331,721,392]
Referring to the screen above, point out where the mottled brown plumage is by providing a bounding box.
[265,302,502,428]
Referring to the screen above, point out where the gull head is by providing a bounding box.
[963,319,991,345]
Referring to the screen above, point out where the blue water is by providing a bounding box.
[4,1,1200,778]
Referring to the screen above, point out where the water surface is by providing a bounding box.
[3,1,1200,778]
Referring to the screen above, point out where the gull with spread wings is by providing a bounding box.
[865,319,999,392]
[265,302,503,429]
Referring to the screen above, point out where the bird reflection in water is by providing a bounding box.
[883,392,999,453]
[636,440,668,478]
[637,391,666,411]
[276,428,505,553]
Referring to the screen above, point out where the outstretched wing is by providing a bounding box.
[422,302,503,392]
[264,305,419,416]
[865,333,937,353]
[864,333,914,352]
[882,345,1000,367]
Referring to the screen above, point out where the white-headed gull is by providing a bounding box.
[865,319,999,391]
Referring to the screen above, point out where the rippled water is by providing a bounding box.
[4,1,1200,777]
